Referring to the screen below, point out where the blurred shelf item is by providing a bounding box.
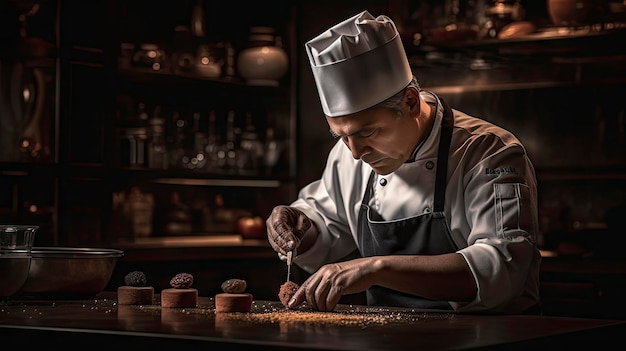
[413,24,626,92]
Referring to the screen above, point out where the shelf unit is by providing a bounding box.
[0,0,299,247]
[106,0,298,244]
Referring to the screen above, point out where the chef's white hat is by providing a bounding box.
[305,10,413,117]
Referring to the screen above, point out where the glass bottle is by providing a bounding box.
[263,127,282,174]
[127,102,149,168]
[204,110,219,170]
[239,112,263,172]
[188,111,207,170]
[217,110,238,170]
[147,106,168,170]
[168,111,186,169]
[190,0,206,38]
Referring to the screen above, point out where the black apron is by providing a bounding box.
[357,96,457,309]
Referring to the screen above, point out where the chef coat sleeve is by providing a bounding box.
[288,142,362,273]
[451,142,541,314]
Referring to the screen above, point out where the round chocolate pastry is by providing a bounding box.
[215,278,253,313]
[118,271,154,305]
[161,272,198,308]
[279,281,300,308]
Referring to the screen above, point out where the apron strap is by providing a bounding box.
[433,97,454,213]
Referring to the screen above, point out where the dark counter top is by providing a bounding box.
[1,293,624,350]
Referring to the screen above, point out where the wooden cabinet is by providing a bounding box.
[105,1,298,244]
[1,0,299,248]
[1,0,114,246]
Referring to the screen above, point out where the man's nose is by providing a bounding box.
[346,137,367,160]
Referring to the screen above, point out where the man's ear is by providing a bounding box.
[404,88,421,114]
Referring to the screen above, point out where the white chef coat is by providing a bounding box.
[290,91,541,313]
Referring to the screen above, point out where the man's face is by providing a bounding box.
[326,105,420,175]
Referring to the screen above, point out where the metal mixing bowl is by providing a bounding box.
[0,253,32,299]
[19,247,124,299]
[1,225,38,300]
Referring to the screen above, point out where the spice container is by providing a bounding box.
[132,43,169,72]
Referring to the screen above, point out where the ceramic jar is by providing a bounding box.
[237,27,288,86]
[547,0,592,27]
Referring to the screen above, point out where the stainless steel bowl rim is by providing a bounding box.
[0,225,40,232]
[31,247,124,258]
[0,249,30,255]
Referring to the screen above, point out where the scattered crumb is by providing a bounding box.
[216,302,455,328]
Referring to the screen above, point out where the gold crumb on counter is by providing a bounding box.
[216,308,454,328]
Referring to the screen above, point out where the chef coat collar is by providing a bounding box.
[406,91,443,163]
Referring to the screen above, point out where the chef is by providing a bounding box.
[266,10,541,314]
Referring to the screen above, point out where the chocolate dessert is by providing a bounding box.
[279,281,299,308]
[117,271,154,305]
[161,273,198,308]
[215,278,253,313]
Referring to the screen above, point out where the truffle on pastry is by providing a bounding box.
[215,278,253,313]
[161,273,198,308]
[117,271,154,305]
[221,278,247,294]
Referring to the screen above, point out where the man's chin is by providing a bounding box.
[370,165,394,176]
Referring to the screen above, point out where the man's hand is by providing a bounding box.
[287,257,375,311]
[266,205,312,256]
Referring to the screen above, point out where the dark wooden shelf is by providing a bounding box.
[415,26,626,56]
[413,26,626,92]
[117,65,291,85]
